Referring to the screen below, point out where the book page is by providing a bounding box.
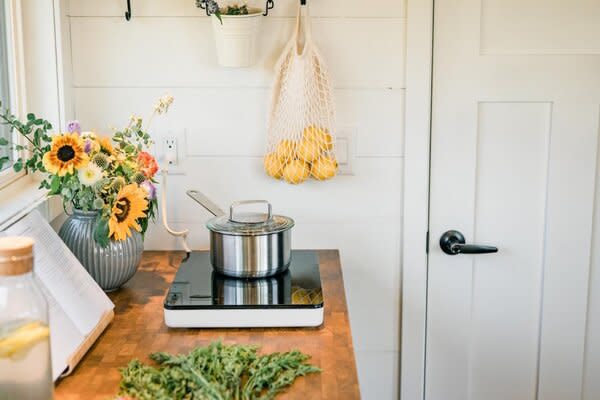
[34,274,84,380]
[4,211,114,335]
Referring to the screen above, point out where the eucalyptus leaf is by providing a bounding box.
[50,175,61,195]
[13,160,23,172]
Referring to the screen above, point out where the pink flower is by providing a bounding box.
[141,180,156,200]
[84,139,93,154]
[67,120,81,134]
[137,151,159,178]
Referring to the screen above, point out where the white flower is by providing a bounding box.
[154,95,174,115]
[129,114,143,126]
[78,164,104,186]
[80,131,97,140]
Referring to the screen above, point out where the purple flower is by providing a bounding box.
[141,181,157,200]
[84,139,93,154]
[67,120,81,134]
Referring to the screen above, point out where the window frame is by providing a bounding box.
[0,0,27,189]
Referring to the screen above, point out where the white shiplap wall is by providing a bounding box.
[65,1,405,398]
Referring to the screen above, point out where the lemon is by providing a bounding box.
[317,131,334,151]
[0,321,50,359]
[311,156,338,180]
[303,126,333,151]
[297,139,322,163]
[282,160,310,184]
[302,126,319,142]
[264,152,285,179]
[276,140,298,162]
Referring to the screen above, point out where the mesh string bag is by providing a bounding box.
[265,4,337,184]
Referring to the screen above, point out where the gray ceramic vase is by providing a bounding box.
[58,209,143,292]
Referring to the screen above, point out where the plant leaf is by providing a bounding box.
[94,217,110,248]
[13,160,23,172]
[49,175,61,195]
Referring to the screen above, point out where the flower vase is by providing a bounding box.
[212,11,263,67]
[58,209,143,292]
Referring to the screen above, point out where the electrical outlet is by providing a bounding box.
[159,130,187,175]
[164,137,178,167]
[336,127,356,175]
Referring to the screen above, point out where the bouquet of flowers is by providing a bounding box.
[0,95,174,246]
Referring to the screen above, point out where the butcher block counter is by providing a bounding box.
[54,250,360,399]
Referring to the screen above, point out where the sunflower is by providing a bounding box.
[43,133,88,176]
[108,184,148,241]
[98,136,115,155]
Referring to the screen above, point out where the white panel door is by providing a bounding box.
[427,0,600,399]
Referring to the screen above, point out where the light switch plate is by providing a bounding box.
[336,126,356,175]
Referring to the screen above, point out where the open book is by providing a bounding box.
[1,210,114,380]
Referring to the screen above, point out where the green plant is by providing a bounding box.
[224,4,250,15]
[0,95,174,246]
[195,1,253,24]
[118,341,321,400]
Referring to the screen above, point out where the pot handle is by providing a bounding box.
[229,200,272,223]
[186,190,226,217]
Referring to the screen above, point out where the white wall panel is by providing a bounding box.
[70,17,405,89]
[355,351,400,399]
[150,157,402,224]
[74,87,404,157]
[68,0,406,18]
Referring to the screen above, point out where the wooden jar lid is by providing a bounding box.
[0,237,34,276]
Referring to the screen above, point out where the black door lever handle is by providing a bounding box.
[440,230,498,255]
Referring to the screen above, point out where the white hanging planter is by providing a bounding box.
[211,10,263,68]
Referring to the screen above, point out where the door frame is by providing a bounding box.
[401,0,434,399]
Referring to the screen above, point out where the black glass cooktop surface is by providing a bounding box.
[164,250,324,310]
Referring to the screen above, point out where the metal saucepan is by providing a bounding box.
[212,271,292,306]
[186,190,295,278]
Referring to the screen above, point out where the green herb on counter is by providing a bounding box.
[118,341,321,400]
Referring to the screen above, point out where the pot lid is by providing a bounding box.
[206,200,295,236]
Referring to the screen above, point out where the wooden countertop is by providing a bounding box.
[55,250,360,399]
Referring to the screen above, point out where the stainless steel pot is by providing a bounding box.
[212,271,292,305]
[187,190,295,278]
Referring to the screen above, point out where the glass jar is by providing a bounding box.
[0,237,54,400]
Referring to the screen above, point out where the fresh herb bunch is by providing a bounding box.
[118,341,321,400]
[195,1,252,24]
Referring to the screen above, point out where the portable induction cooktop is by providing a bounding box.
[163,250,324,328]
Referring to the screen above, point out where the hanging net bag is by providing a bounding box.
[264,3,337,184]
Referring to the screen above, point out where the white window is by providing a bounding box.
[0,0,25,188]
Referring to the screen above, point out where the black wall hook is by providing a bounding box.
[125,0,132,21]
[263,0,274,16]
[263,0,306,16]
